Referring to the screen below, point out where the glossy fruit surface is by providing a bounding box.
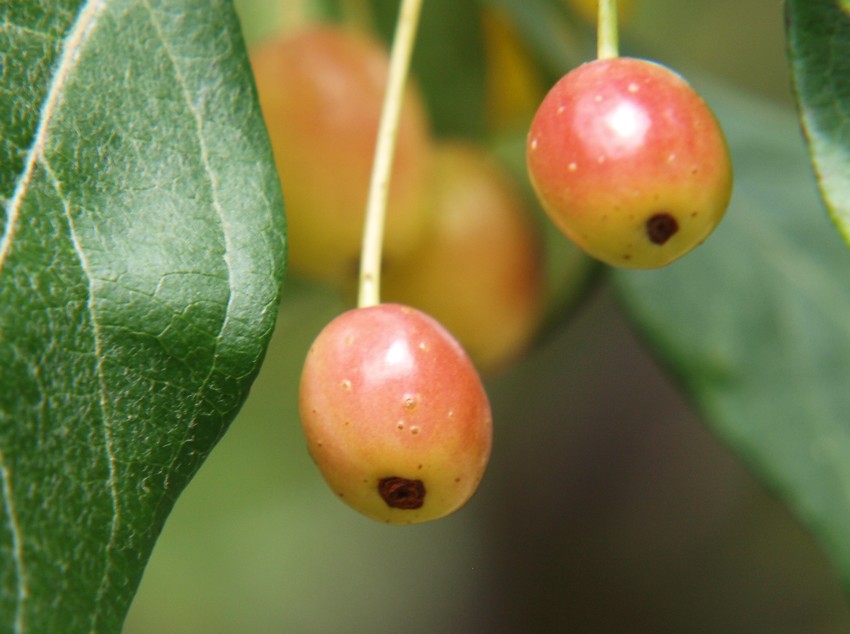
[527,57,732,268]
[250,26,431,284]
[299,304,492,524]
[383,141,544,374]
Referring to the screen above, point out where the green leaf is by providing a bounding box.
[613,87,850,590]
[786,0,850,246]
[0,0,286,631]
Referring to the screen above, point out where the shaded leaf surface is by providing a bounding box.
[0,1,285,631]
[614,88,850,590]
[786,0,850,245]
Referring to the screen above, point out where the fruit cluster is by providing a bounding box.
[250,21,539,524]
[249,2,733,525]
[250,25,545,375]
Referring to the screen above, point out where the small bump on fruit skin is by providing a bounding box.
[299,304,493,525]
[526,57,733,268]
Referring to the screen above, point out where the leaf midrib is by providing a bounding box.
[1,3,109,632]
[0,0,106,278]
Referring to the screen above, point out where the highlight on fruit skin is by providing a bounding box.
[249,25,432,285]
[526,56,733,269]
[298,304,493,525]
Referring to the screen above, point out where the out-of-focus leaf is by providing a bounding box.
[786,0,850,246]
[368,0,488,138]
[483,0,589,81]
[0,0,285,631]
[613,87,850,590]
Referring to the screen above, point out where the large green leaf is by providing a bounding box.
[0,0,285,631]
[613,87,850,590]
[786,0,850,246]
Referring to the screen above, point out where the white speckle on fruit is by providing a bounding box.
[557,105,565,115]
[397,421,405,431]
[567,162,578,172]
[530,138,539,151]
[410,426,421,435]
[344,335,354,345]
[418,341,429,352]
[341,379,352,391]
[628,82,639,93]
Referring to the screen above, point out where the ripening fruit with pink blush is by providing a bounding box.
[250,26,431,285]
[527,57,733,268]
[299,304,493,525]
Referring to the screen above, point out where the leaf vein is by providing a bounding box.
[42,154,121,633]
[0,0,106,277]
[141,0,235,395]
[0,447,28,634]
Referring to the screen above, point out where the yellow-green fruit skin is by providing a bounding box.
[299,304,493,525]
[527,57,733,268]
[383,142,544,374]
[250,26,431,284]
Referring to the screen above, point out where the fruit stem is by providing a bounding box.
[597,0,619,60]
[357,0,424,308]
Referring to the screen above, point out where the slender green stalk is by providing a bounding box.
[597,0,619,60]
[357,0,424,308]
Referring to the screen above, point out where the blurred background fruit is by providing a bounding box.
[250,25,432,286]
[383,141,545,374]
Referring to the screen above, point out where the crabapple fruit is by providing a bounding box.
[383,141,544,374]
[299,304,493,525]
[250,26,432,284]
[526,57,732,268]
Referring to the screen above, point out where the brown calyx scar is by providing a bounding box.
[646,213,679,245]
[379,477,426,509]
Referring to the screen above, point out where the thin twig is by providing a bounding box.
[597,0,619,60]
[357,0,424,308]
